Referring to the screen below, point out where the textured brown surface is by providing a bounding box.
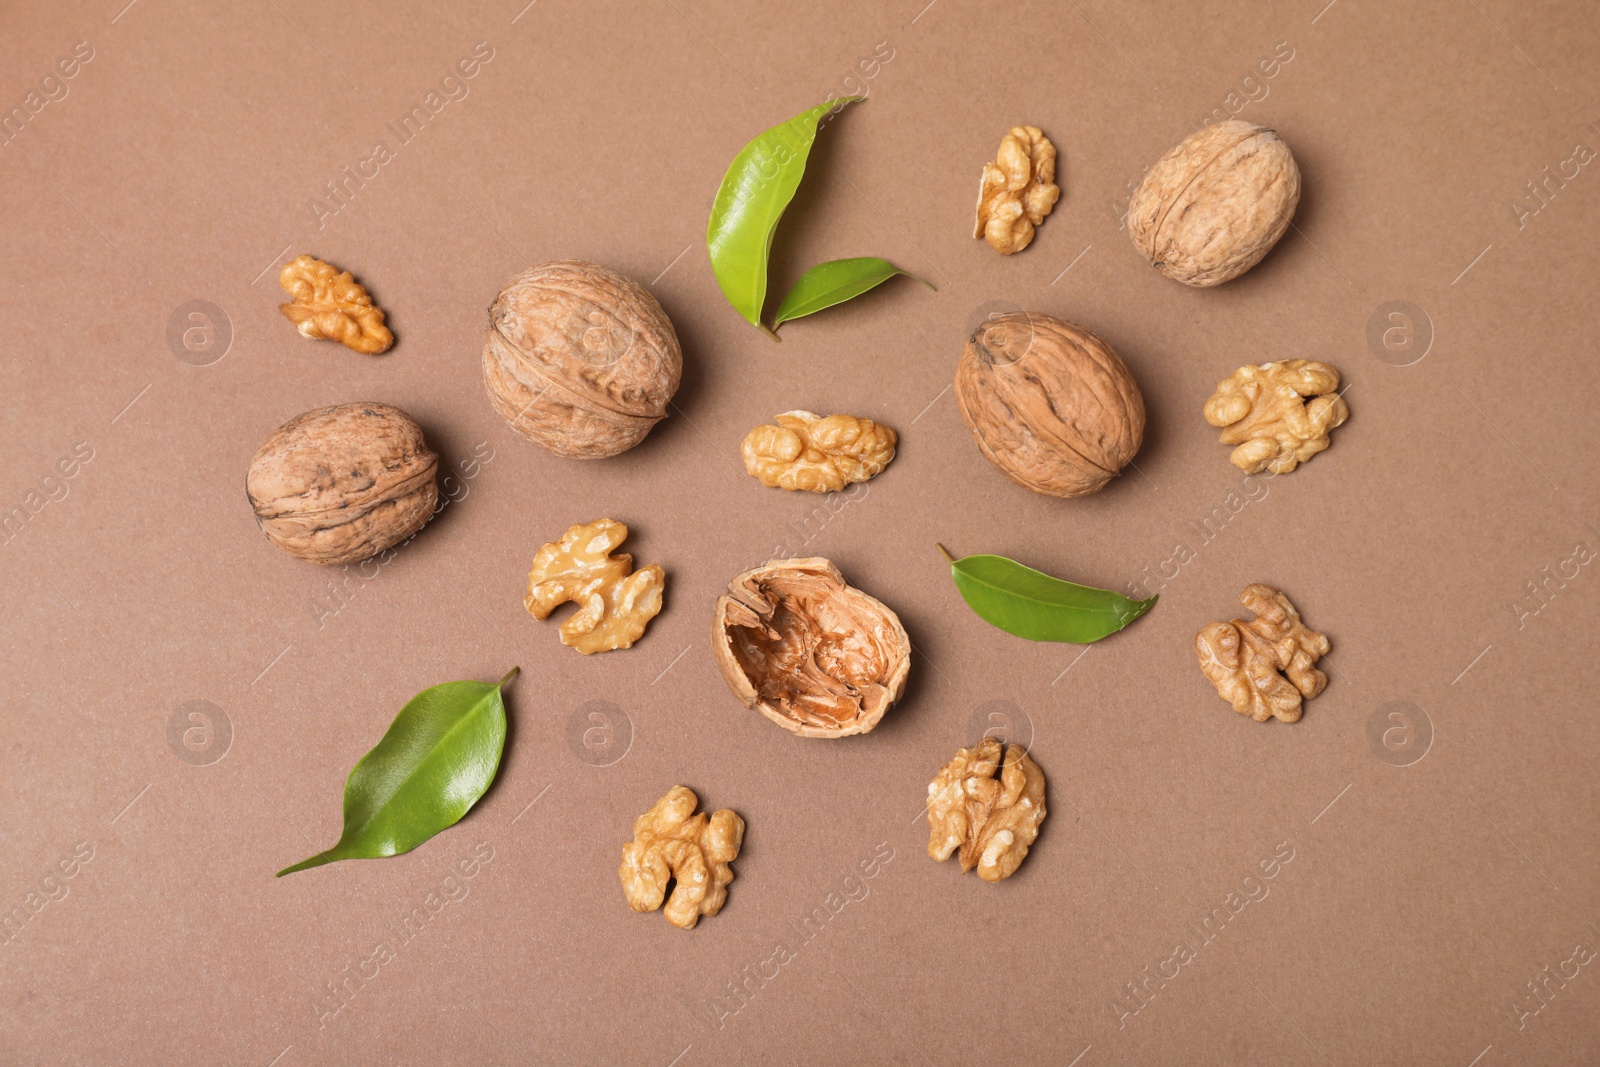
[4,1,1600,1064]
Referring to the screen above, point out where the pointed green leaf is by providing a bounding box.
[277,669,516,876]
[772,257,929,329]
[707,98,860,332]
[941,548,1155,644]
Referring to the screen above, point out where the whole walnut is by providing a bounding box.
[482,261,682,458]
[1127,120,1301,287]
[246,402,438,565]
[955,313,1146,498]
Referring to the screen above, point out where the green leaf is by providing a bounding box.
[939,547,1156,644]
[772,257,929,329]
[707,97,860,332]
[276,668,517,876]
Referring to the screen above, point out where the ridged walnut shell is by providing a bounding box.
[954,313,1146,498]
[246,402,438,565]
[482,260,682,458]
[712,558,911,739]
[1127,120,1301,287]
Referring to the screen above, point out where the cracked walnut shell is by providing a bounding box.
[927,738,1047,882]
[974,126,1060,254]
[712,558,910,738]
[483,261,682,459]
[620,786,744,930]
[1204,360,1348,474]
[1196,584,1329,723]
[246,402,437,565]
[277,255,394,354]
[955,312,1145,498]
[525,519,664,654]
[1127,121,1300,287]
[741,411,896,492]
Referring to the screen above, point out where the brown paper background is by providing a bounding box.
[3,0,1598,1063]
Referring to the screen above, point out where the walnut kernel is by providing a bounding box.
[974,126,1060,254]
[927,738,1047,882]
[277,255,394,354]
[246,402,437,565]
[525,519,664,654]
[1196,584,1329,723]
[1127,121,1300,286]
[620,786,744,930]
[712,558,910,738]
[741,411,896,493]
[1203,360,1349,474]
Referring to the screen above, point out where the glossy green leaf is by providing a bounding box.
[772,257,928,329]
[707,97,860,332]
[277,668,516,876]
[940,547,1156,644]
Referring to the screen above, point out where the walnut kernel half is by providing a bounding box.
[974,126,1061,254]
[741,411,897,493]
[1196,584,1329,723]
[525,519,664,654]
[620,786,744,930]
[277,255,394,354]
[927,738,1047,882]
[1203,360,1349,474]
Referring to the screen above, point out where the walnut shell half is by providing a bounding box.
[712,558,911,738]
[954,313,1146,498]
[1127,120,1300,287]
[482,260,682,459]
[246,402,438,565]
